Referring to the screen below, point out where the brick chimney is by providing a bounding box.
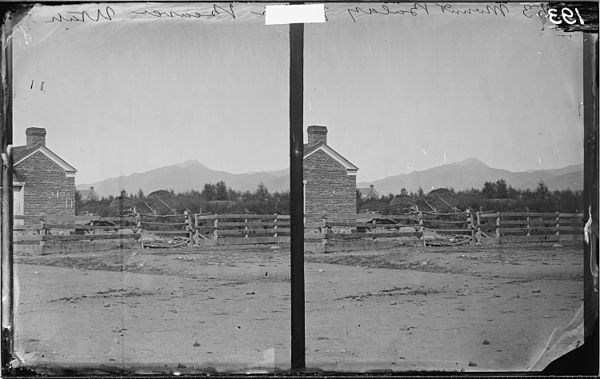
[307,125,327,147]
[26,127,46,147]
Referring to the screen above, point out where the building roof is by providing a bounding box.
[303,142,358,173]
[78,188,98,199]
[13,144,77,174]
[358,186,380,198]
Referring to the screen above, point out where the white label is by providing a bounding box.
[265,4,326,25]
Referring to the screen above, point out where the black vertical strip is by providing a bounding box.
[289,22,305,371]
[0,9,14,372]
[583,33,598,351]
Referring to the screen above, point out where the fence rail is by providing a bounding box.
[12,211,585,250]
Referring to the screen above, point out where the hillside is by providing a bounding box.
[77,160,289,197]
[78,158,583,198]
[358,158,583,195]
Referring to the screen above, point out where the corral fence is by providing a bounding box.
[311,211,584,246]
[194,213,290,245]
[12,211,585,252]
[478,211,585,243]
[12,214,140,253]
[306,211,474,247]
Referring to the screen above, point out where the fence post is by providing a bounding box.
[419,211,426,247]
[194,213,199,245]
[184,210,192,246]
[213,215,219,241]
[476,211,481,244]
[244,217,249,239]
[322,214,328,235]
[467,209,474,245]
[495,212,501,243]
[555,211,560,238]
[322,214,328,245]
[135,210,143,248]
[39,219,46,250]
[526,209,531,238]
[273,214,278,243]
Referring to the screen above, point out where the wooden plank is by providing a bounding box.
[479,212,583,220]
[479,213,500,219]
[502,226,583,234]
[422,212,463,216]
[139,213,183,219]
[140,221,187,227]
[428,228,471,234]
[40,215,89,223]
[492,212,560,218]
[246,228,290,234]
[217,230,248,236]
[325,221,357,227]
[195,215,218,220]
[559,234,585,241]
[197,214,278,220]
[217,228,291,236]
[501,234,584,243]
[13,215,43,221]
[555,226,584,232]
[499,219,565,226]
[43,224,130,230]
[365,231,422,238]
[501,235,561,242]
[43,233,141,242]
[14,215,137,223]
[94,217,137,223]
[216,236,284,245]
[384,214,420,221]
[13,223,42,230]
[327,231,422,240]
[217,221,289,228]
[13,235,42,242]
[150,231,189,236]
[422,219,468,225]
[303,222,325,229]
[334,221,412,228]
[558,213,584,218]
[304,233,327,239]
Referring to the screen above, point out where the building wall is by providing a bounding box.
[303,149,356,222]
[15,151,75,216]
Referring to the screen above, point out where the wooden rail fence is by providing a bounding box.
[11,211,584,251]
[12,214,140,252]
[478,211,584,243]
[194,214,290,245]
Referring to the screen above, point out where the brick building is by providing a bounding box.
[303,125,358,222]
[13,127,77,218]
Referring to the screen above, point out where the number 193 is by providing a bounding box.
[548,7,585,25]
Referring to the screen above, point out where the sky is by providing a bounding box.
[13,3,583,185]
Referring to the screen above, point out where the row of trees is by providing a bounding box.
[357,180,583,214]
[77,179,583,217]
[76,182,289,216]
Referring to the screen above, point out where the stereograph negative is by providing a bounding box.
[0,0,597,375]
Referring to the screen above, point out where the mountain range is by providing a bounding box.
[358,158,583,195]
[77,158,583,198]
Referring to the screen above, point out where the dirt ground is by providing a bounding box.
[12,242,583,373]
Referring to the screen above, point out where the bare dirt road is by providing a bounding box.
[12,242,583,373]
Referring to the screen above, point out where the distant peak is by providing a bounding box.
[455,158,487,166]
[176,160,207,168]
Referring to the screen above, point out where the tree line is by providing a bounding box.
[77,178,583,217]
[358,179,582,214]
[76,181,289,216]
